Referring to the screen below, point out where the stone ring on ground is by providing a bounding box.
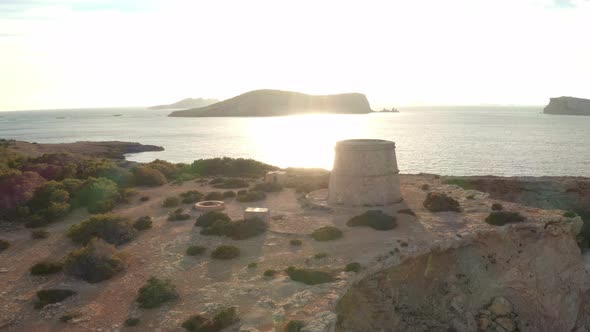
[194,200,225,212]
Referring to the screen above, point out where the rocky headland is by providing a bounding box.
[148,98,219,110]
[543,96,590,116]
[7,140,164,159]
[168,90,372,117]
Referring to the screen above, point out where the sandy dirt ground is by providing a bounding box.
[0,174,568,331]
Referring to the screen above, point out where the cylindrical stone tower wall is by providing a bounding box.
[328,139,402,206]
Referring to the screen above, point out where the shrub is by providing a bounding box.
[264,269,277,277]
[222,190,236,198]
[485,211,525,226]
[186,245,206,256]
[76,177,120,214]
[64,238,126,283]
[35,289,76,308]
[118,188,138,204]
[209,177,225,185]
[345,262,361,273]
[421,184,430,191]
[491,203,503,211]
[189,157,277,177]
[248,262,258,269]
[180,190,204,204]
[31,229,49,239]
[181,307,239,332]
[67,213,135,245]
[290,239,302,246]
[314,252,328,259]
[397,208,416,216]
[0,239,9,252]
[139,196,150,202]
[204,192,224,200]
[125,318,140,326]
[237,189,248,195]
[30,261,63,275]
[162,196,180,208]
[466,194,475,200]
[211,245,240,259]
[285,266,334,285]
[423,192,461,212]
[253,182,282,192]
[195,211,231,227]
[132,166,167,186]
[133,216,152,230]
[285,320,305,332]
[200,218,267,240]
[311,226,343,241]
[564,211,578,218]
[168,208,191,221]
[346,210,397,230]
[136,277,179,309]
[212,178,249,189]
[237,191,266,202]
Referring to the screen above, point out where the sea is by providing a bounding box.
[0,106,588,177]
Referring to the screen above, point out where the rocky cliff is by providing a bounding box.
[168,90,372,117]
[148,97,218,110]
[543,96,590,115]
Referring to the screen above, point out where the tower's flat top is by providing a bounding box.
[335,139,396,150]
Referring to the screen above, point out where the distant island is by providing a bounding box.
[376,107,399,113]
[148,97,219,110]
[543,96,590,116]
[168,89,372,117]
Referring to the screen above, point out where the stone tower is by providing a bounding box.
[328,139,402,206]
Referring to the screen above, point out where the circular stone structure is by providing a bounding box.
[194,200,225,212]
[328,139,402,206]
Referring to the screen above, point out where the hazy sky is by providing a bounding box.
[1,0,589,111]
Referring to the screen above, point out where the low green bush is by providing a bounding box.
[180,190,204,204]
[0,239,9,252]
[30,261,63,275]
[59,310,81,323]
[290,239,302,246]
[237,189,248,195]
[491,203,503,211]
[209,177,225,185]
[181,307,239,332]
[247,262,258,269]
[66,213,136,245]
[139,196,150,202]
[253,182,283,192]
[31,229,49,239]
[186,245,206,256]
[423,192,461,212]
[314,252,328,259]
[200,218,267,240]
[136,277,179,309]
[132,166,167,186]
[485,211,525,226]
[346,210,397,230]
[162,196,180,208]
[264,269,277,277]
[64,238,126,283]
[345,262,361,273]
[285,266,334,285]
[222,190,236,198]
[564,211,578,218]
[211,245,240,259]
[236,191,266,202]
[285,320,305,332]
[168,208,191,221]
[204,191,224,200]
[190,157,277,177]
[35,289,76,308]
[195,211,231,227]
[133,216,152,230]
[125,318,140,326]
[311,226,343,241]
[421,184,430,191]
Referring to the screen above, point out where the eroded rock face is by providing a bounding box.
[544,96,590,116]
[336,217,588,332]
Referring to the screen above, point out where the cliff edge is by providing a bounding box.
[544,96,590,115]
[168,89,372,117]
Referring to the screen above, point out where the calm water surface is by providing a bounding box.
[0,106,588,177]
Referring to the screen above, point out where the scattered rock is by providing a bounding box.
[488,297,512,317]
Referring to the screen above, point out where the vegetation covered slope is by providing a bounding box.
[148,98,219,110]
[168,89,371,117]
